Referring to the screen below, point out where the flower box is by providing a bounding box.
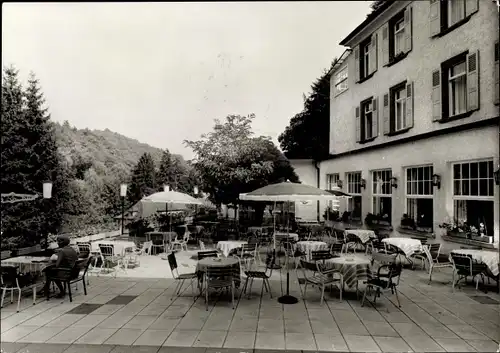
[447,230,468,239]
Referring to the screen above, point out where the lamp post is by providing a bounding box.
[120,184,127,235]
[193,186,199,221]
[42,182,52,249]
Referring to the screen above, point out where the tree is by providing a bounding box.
[370,0,386,13]
[185,114,299,208]
[128,152,156,205]
[1,68,70,246]
[278,59,335,160]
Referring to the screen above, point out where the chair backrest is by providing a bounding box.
[330,242,344,255]
[0,265,19,287]
[142,241,153,253]
[265,252,276,270]
[422,245,433,263]
[198,250,218,260]
[247,236,259,245]
[77,243,91,256]
[206,265,234,280]
[387,263,403,285]
[242,243,257,252]
[450,253,473,275]
[298,259,318,277]
[99,244,115,257]
[199,240,206,250]
[428,243,441,258]
[167,252,178,272]
[311,250,332,262]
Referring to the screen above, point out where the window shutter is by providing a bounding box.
[404,6,412,53]
[431,69,441,121]
[381,24,389,66]
[369,34,378,75]
[383,93,390,134]
[372,97,379,138]
[465,0,478,17]
[429,0,441,37]
[354,46,360,82]
[466,50,479,111]
[495,42,499,105]
[355,106,361,142]
[406,82,414,128]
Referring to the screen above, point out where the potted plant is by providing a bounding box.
[400,214,416,230]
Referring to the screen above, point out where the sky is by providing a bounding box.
[2,1,372,159]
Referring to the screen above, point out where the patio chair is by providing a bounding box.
[134,241,152,257]
[0,265,38,312]
[150,234,166,254]
[46,257,91,302]
[198,250,219,260]
[76,243,91,259]
[242,251,275,299]
[98,244,125,277]
[171,232,189,252]
[298,259,343,306]
[361,260,402,311]
[330,242,345,257]
[344,233,360,254]
[450,253,487,291]
[421,245,453,284]
[235,243,258,269]
[204,265,236,311]
[167,252,198,300]
[282,240,304,269]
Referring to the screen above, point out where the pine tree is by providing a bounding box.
[128,152,156,204]
[157,150,175,190]
[1,68,70,247]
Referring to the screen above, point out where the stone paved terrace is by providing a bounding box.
[1,257,499,353]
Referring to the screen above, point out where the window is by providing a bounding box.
[405,166,434,232]
[363,100,374,140]
[346,172,362,221]
[432,51,479,122]
[448,59,467,117]
[326,173,340,190]
[447,0,465,27]
[383,82,413,135]
[372,169,392,224]
[430,0,478,37]
[334,67,348,95]
[355,35,377,82]
[382,7,412,66]
[356,97,378,142]
[452,160,494,241]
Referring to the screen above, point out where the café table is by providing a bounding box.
[295,241,328,261]
[382,237,422,268]
[319,255,372,289]
[196,256,241,288]
[450,249,499,277]
[217,240,247,257]
[91,240,136,256]
[345,229,377,244]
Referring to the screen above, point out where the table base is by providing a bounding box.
[278,294,298,304]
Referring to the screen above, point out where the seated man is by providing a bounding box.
[40,235,78,298]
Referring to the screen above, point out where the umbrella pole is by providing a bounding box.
[270,201,281,270]
[278,201,298,305]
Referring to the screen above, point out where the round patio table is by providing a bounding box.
[345,229,377,244]
[216,240,247,257]
[450,249,499,276]
[196,257,241,287]
[322,255,372,288]
[296,241,328,261]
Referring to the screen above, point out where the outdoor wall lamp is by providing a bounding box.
[360,178,367,189]
[494,167,500,185]
[431,174,441,189]
[337,180,343,189]
[42,182,53,199]
[120,184,127,235]
[390,177,398,189]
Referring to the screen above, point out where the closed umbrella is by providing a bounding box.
[240,181,340,305]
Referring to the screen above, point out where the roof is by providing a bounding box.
[339,0,394,46]
[327,49,352,77]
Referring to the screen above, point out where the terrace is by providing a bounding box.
[1,246,499,353]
